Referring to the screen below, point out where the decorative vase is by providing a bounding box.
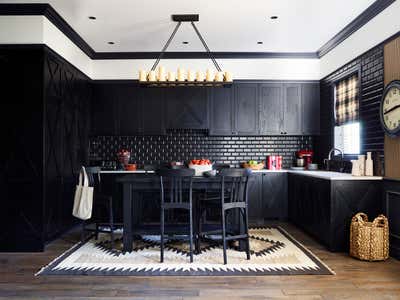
[351,160,361,176]
[358,155,365,176]
[365,152,373,176]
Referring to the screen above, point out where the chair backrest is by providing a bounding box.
[156,168,195,204]
[218,168,250,204]
[84,166,102,188]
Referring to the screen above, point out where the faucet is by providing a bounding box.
[325,148,344,171]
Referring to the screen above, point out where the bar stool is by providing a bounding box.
[197,168,251,264]
[81,167,116,250]
[156,168,195,263]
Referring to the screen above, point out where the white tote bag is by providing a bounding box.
[72,166,94,220]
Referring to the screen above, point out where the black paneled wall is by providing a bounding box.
[315,45,384,164]
[89,130,313,168]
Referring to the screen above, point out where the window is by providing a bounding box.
[334,122,360,154]
[334,74,360,155]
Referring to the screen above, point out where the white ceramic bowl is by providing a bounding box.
[188,164,213,176]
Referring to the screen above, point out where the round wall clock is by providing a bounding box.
[380,80,400,137]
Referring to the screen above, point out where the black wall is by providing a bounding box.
[0,45,91,251]
[315,45,384,164]
[89,131,313,168]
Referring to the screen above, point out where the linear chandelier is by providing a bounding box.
[139,14,232,87]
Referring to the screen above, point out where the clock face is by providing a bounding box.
[381,81,400,136]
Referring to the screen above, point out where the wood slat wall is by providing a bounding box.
[384,36,400,179]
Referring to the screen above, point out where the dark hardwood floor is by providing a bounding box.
[1,222,400,300]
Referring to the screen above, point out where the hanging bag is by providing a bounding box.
[72,166,94,220]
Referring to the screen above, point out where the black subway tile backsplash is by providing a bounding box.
[89,129,313,168]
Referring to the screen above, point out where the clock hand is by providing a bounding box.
[384,104,400,115]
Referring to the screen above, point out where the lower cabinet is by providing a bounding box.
[248,173,287,224]
[383,179,400,260]
[288,174,382,252]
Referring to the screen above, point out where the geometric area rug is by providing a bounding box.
[37,226,334,276]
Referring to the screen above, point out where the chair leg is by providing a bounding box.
[160,207,165,263]
[109,198,115,250]
[222,208,227,265]
[196,208,203,254]
[81,220,85,242]
[189,204,194,263]
[243,207,251,260]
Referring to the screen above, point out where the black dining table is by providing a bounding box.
[115,173,248,253]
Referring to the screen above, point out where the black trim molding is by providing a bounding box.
[317,0,396,57]
[0,1,396,60]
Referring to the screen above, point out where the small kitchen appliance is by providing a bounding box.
[296,150,313,169]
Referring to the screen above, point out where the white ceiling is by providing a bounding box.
[1,0,377,53]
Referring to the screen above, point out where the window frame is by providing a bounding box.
[330,65,362,160]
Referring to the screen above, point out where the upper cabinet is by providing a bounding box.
[165,87,209,129]
[283,84,302,135]
[259,83,284,135]
[234,83,259,135]
[90,81,320,137]
[209,87,234,136]
[117,84,142,135]
[301,82,320,135]
[91,84,118,136]
[141,88,166,135]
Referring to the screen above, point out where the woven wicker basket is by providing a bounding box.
[349,213,389,261]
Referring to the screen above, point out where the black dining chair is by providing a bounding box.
[197,168,251,264]
[81,166,116,250]
[156,168,195,263]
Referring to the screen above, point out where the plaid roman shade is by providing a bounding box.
[335,74,359,126]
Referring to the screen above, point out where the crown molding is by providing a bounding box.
[0,1,395,60]
[317,0,396,57]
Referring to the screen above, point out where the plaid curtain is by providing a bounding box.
[335,74,359,126]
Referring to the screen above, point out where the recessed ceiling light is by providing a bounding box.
[182,41,189,44]
[257,41,263,45]
[108,41,115,45]
[88,16,96,20]
[270,16,278,19]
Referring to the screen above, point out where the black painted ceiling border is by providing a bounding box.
[0,0,395,60]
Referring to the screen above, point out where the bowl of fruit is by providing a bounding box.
[242,160,265,170]
[188,159,213,176]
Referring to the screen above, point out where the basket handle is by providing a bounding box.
[372,214,388,228]
[353,212,368,224]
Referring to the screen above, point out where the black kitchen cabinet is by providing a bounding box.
[383,179,400,260]
[288,174,382,251]
[261,173,288,220]
[141,88,166,135]
[247,174,262,224]
[209,87,234,135]
[259,83,284,135]
[165,87,208,129]
[91,84,118,135]
[301,82,320,135]
[117,84,142,135]
[283,84,302,135]
[234,83,259,135]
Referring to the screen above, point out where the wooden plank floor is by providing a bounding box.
[1,222,400,300]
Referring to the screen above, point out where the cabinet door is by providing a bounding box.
[259,83,284,135]
[91,84,118,135]
[301,83,320,135]
[117,84,143,135]
[247,174,262,224]
[165,87,208,129]
[261,173,288,220]
[234,83,259,135]
[209,87,233,135]
[142,88,166,135]
[283,84,302,135]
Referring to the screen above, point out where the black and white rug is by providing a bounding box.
[37,227,334,276]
